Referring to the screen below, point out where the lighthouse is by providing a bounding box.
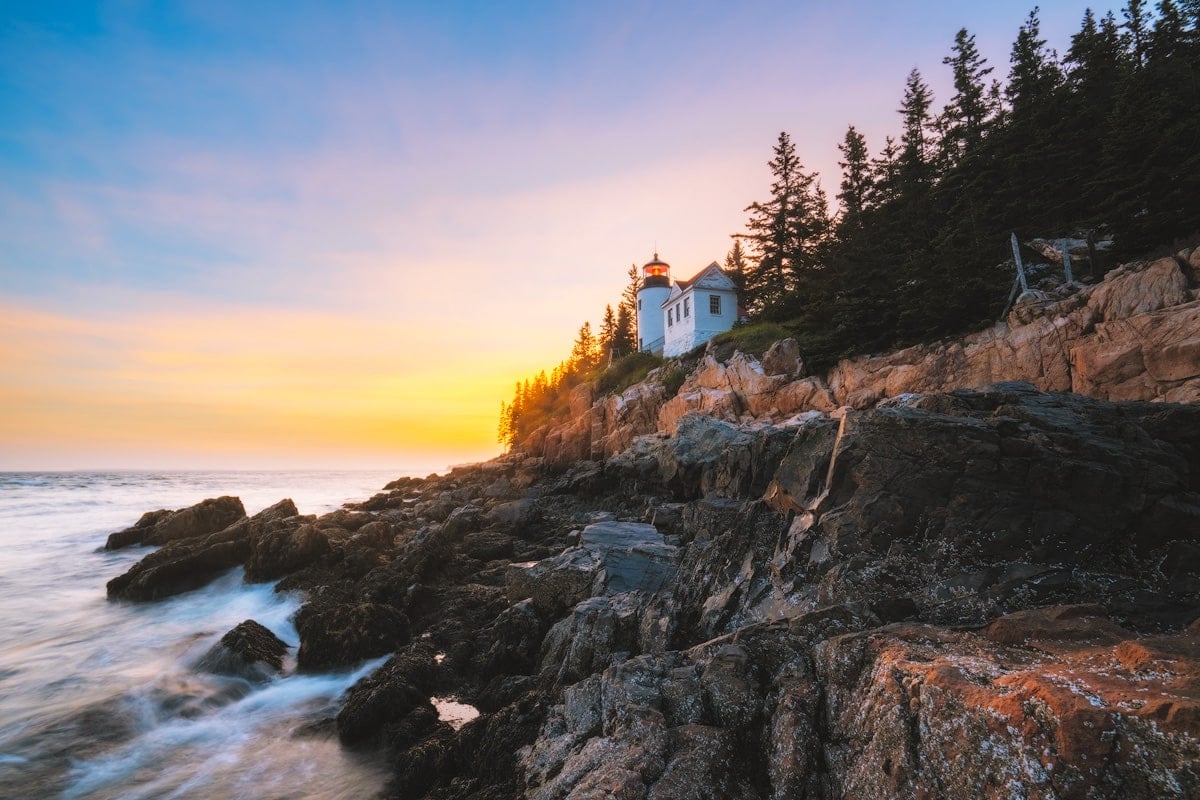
[637,252,671,354]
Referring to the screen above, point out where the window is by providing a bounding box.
[683,298,690,318]
[709,295,722,315]
[667,308,673,326]
[638,298,642,310]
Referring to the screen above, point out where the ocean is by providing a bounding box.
[0,469,419,799]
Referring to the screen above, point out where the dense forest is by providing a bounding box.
[500,1,1200,448]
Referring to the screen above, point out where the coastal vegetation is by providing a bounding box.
[502,1,1200,447]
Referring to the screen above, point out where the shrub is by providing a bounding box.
[596,351,664,395]
[709,321,792,359]
[661,367,687,397]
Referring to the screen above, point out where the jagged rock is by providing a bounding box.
[653,414,794,500]
[295,601,411,671]
[194,619,289,681]
[462,530,515,561]
[761,337,804,378]
[506,548,599,612]
[539,593,647,686]
[245,523,331,582]
[507,522,678,613]
[472,598,551,682]
[317,508,376,531]
[815,618,1200,799]
[105,500,303,601]
[105,496,246,549]
[442,504,485,539]
[486,498,540,531]
[336,644,437,745]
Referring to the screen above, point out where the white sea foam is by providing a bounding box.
[0,469,409,799]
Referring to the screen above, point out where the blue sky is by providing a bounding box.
[0,1,1103,468]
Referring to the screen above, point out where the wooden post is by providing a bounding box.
[1060,239,1074,285]
[1010,233,1028,292]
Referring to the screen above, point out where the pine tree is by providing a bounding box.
[939,28,993,165]
[613,304,635,356]
[723,239,749,292]
[898,68,936,186]
[1122,0,1151,65]
[598,305,616,361]
[867,135,901,207]
[741,131,830,315]
[570,322,598,375]
[836,125,872,229]
[1007,8,1063,118]
[621,262,641,346]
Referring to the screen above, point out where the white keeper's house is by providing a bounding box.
[636,253,739,358]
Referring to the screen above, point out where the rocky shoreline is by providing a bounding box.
[104,380,1200,799]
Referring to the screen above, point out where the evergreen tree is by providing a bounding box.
[570,322,598,375]
[867,135,901,207]
[723,239,749,292]
[598,304,616,360]
[740,131,830,314]
[1007,8,1063,117]
[613,304,635,355]
[1122,0,1151,64]
[898,68,936,186]
[939,28,993,165]
[621,262,641,346]
[836,125,872,229]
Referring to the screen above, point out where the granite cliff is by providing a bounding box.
[101,247,1200,798]
[521,247,1200,466]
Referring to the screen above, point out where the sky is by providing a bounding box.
[1,0,1102,471]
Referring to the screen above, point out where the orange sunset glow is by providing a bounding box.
[0,2,1101,470]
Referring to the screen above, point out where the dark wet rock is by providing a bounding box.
[580,521,677,595]
[105,495,246,549]
[487,498,541,532]
[471,598,551,681]
[194,619,289,681]
[461,530,515,561]
[337,644,437,745]
[245,523,332,583]
[506,521,677,614]
[442,504,485,540]
[539,593,646,686]
[106,536,250,601]
[105,500,305,601]
[295,602,411,672]
[653,414,794,500]
[317,508,376,531]
[506,548,599,612]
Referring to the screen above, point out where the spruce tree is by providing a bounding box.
[598,305,616,360]
[741,131,829,315]
[940,28,993,165]
[836,125,872,229]
[898,68,936,186]
[723,239,748,292]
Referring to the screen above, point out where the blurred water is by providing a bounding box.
[0,470,413,799]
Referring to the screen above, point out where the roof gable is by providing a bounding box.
[661,262,737,307]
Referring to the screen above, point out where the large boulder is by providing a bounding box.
[295,601,411,672]
[105,496,246,549]
[194,619,289,682]
[106,499,302,602]
[244,523,331,582]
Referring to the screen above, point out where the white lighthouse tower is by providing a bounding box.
[637,252,671,355]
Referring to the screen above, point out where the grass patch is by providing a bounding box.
[709,321,792,359]
[596,351,664,395]
[661,367,687,397]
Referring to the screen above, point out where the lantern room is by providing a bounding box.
[642,252,670,289]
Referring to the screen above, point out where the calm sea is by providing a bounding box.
[0,469,418,799]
